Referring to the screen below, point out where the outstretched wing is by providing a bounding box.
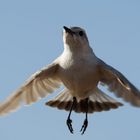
[98,59,140,107]
[0,63,61,116]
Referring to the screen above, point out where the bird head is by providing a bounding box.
[63,26,89,50]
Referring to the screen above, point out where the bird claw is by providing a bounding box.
[66,118,74,134]
[80,119,88,135]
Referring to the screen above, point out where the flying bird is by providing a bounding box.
[0,26,140,134]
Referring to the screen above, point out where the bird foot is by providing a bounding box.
[80,118,88,135]
[66,118,74,134]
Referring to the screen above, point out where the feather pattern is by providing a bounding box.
[0,63,61,116]
[46,88,123,113]
[98,59,140,107]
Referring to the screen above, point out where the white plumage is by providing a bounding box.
[0,26,139,134]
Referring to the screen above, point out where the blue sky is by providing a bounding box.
[0,0,140,140]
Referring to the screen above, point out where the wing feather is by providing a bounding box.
[98,59,140,107]
[0,63,61,116]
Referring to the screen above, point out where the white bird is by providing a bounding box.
[0,26,140,134]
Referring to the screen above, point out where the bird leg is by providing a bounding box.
[66,97,77,134]
[80,98,89,135]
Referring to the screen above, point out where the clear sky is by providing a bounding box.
[0,0,140,140]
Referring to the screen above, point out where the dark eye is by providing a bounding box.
[79,31,84,36]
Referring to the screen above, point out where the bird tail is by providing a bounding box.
[45,88,123,113]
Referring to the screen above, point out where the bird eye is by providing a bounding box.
[79,31,84,36]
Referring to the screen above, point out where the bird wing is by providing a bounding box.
[0,63,61,116]
[98,59,140,107]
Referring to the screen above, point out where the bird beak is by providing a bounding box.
[63,26,74,35]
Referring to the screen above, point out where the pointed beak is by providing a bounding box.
[63,26,74,35]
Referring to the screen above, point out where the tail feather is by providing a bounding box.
[46,89,73,110]
[46,88,123,113]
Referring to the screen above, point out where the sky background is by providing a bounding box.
[0,0,140,140]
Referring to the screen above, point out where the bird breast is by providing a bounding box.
[57,55,100,98]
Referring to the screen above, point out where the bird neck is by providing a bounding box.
[63,44,93,57]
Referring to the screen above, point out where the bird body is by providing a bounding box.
[57,47,99,99]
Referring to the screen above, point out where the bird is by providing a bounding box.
[0,26,140,134]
